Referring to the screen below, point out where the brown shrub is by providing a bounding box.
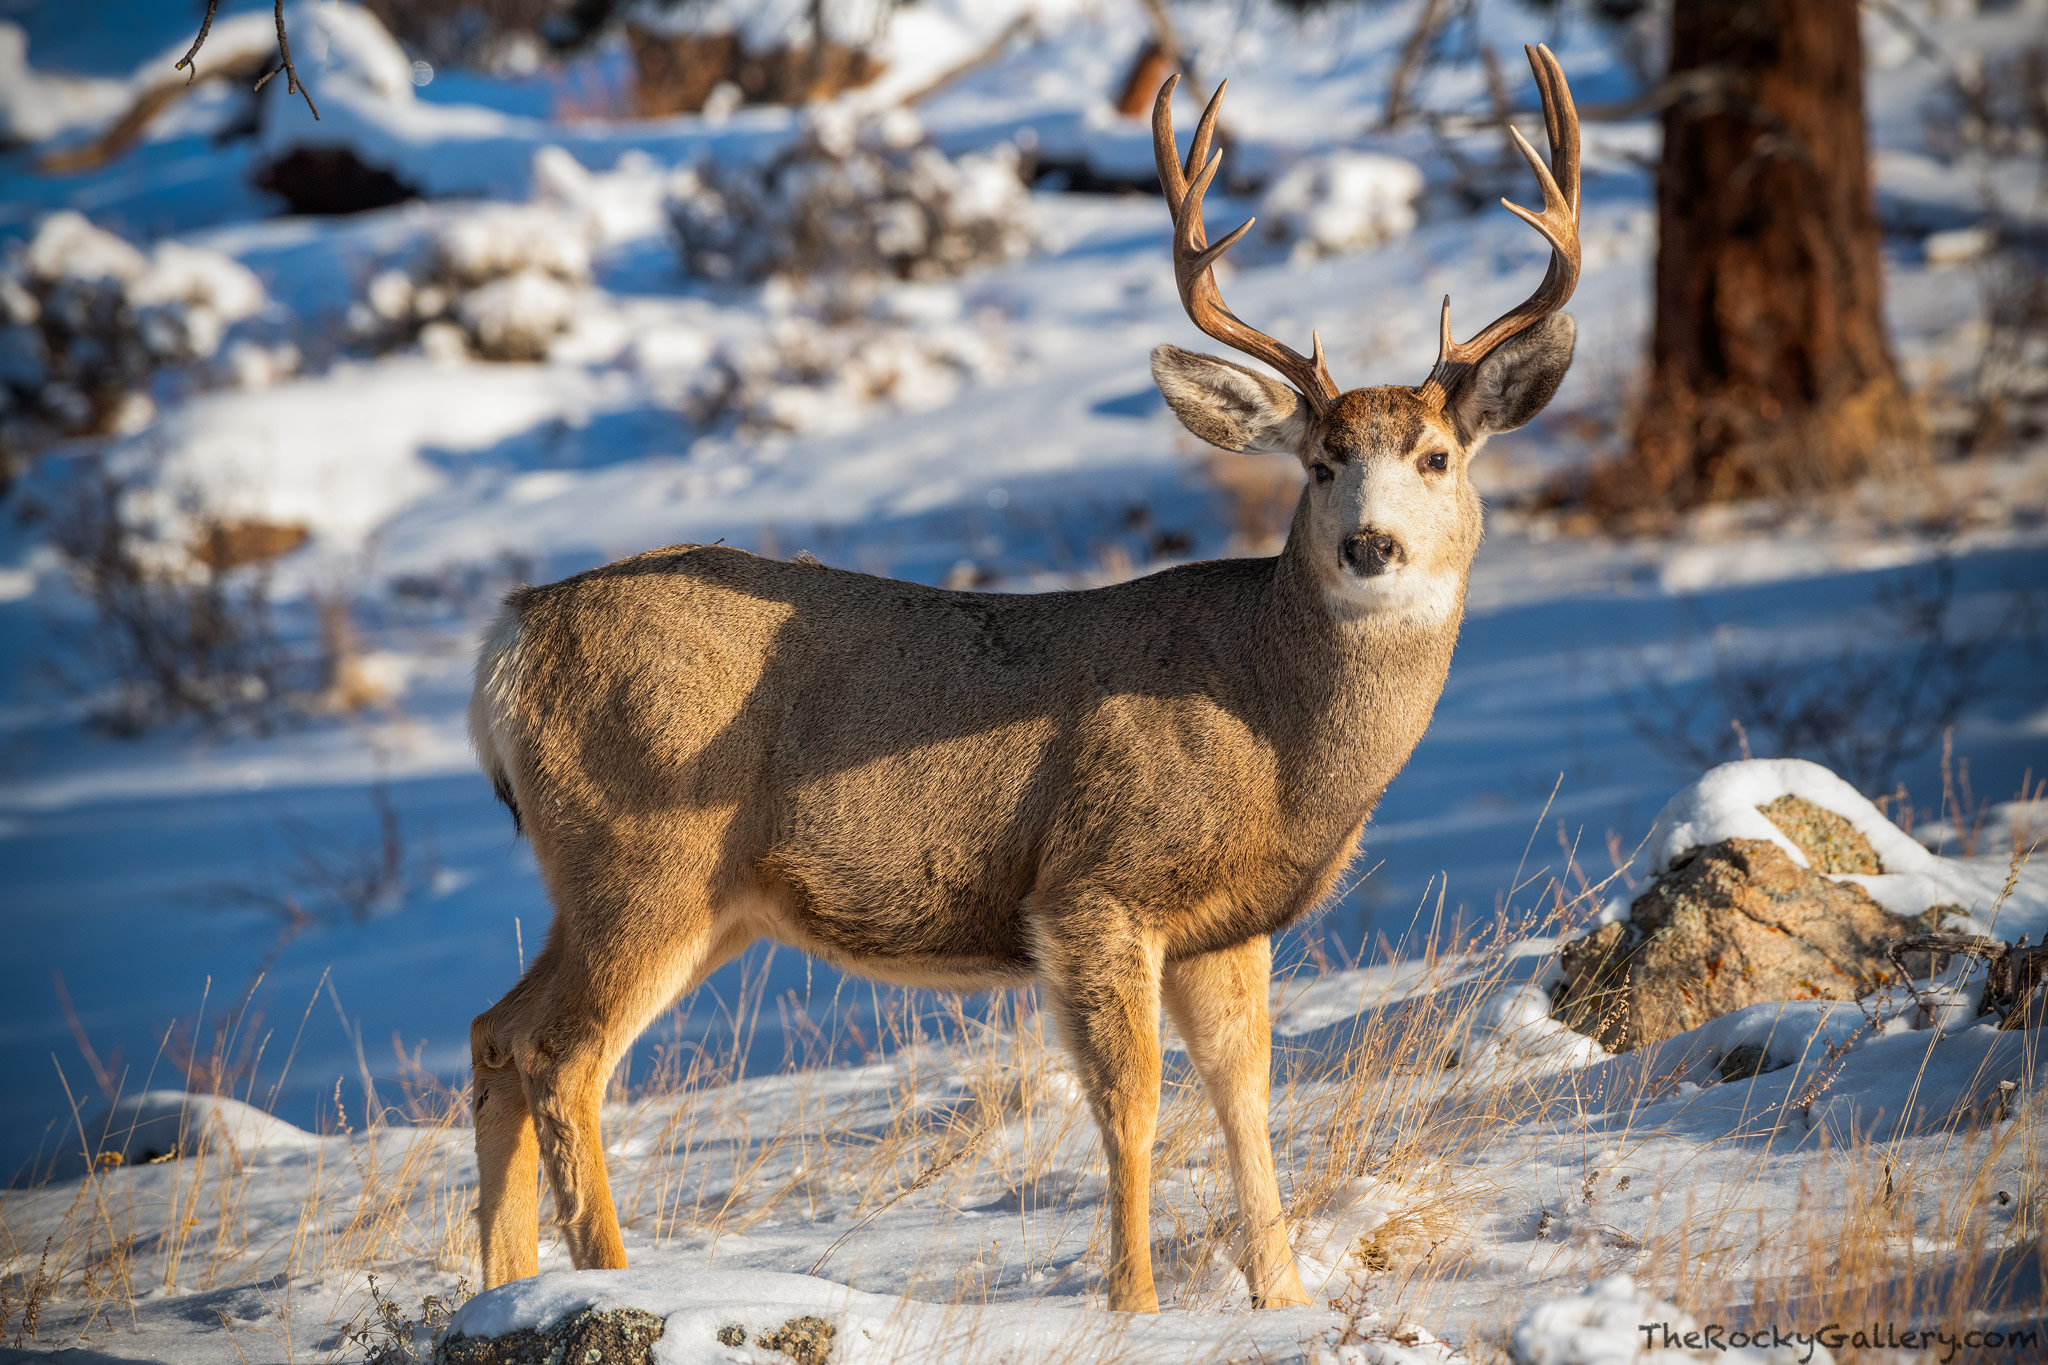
[627,26,882,116]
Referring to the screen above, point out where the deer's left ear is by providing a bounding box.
[1447,312,1576,441]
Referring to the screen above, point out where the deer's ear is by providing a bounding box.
[1152,345,1310,455]
[1446,312,1575,441]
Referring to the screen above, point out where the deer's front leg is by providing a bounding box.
[1036,895,1165,1313]
[1162,935,1309,1308]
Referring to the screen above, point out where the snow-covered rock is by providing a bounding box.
[1555,760,2047,1051]
[447,1263,1293,1364]
[45,1091,320,1181]
[1557,836,1937,1050]
[1639,759,2048,939]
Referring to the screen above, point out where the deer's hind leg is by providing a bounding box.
[476,853,751,1284]
[1033,893,1165,1313]
[472,961,547,1288]
[1162,935,1309,1308]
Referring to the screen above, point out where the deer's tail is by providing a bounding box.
[469,591,533,838]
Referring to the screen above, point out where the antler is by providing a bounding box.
[1153,75,1339,416]
[1419,43,1580,405]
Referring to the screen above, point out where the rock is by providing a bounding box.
[757,1316,835,1364]
[436,1308,835,1365]
[1755,795,1882,874]
[1553,838,1938,1050]
[436,1306,664,1365]
[1716,1042,1786,1082]
[256,147,416,216]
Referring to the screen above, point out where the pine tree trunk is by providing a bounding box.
[1601,0,1923,513]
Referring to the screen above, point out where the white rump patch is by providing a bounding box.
[468,602,528,787]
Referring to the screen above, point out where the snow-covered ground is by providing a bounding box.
[7,768,2046,1363]
[3,1,2046,1360]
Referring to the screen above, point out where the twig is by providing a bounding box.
[271,0,319,120]
[176,0,319,120]
[1887,933,2048,1029]
[1380,0,1456,130]
[174,0,222,84]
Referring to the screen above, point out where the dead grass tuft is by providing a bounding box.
[3,831,2041,1359]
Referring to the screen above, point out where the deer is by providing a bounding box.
[465,46,1580,1314]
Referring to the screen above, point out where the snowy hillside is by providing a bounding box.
[2,0,2046,1360]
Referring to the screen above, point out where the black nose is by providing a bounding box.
[1343,531,1402,577]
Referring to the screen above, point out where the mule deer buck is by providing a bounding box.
[467,47,1580,1312]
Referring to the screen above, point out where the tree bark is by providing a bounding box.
[1597,0,1923,514]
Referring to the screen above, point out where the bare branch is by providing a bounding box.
[273,0,320,120]
[174,0,222,83]
[173,0,319,120]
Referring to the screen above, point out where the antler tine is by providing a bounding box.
[1421,43,1581,404]
[1534,44,1579,217]
[1151,76,1339,414]
[1176,152,1257,278]
[1186,79,1225,201]
[1151,74,1189,207]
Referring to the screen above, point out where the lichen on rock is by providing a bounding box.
[1756,794,1883,874]
[1553,838,1939,1050]
[436,1307,836,1365]
[434,1306,664,1365]
[757,1315,836,1365]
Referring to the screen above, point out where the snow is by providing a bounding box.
[0,22,128,146]
[1261,152,1425,260]
[457,269,582,361]
[41,1090,322,1182]
[1510,1274,1830,1365]
[437,204,592,288]
[446,1265,1308,1364]
[128,361,631,561]
[7,927,2047,1357]
[1918,797,2048,860]
[4,0,2048,1360]
[22,209,149,284]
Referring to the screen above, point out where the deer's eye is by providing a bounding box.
[1311,464,1335,485]
[1424,451,1449,472]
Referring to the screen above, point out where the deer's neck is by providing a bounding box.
[1248,526,1469,817]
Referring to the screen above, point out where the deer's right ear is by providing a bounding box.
[1152,345,1310,455]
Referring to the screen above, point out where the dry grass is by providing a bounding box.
[1632,1045,2047,1354]
[3,844,2042,1362]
